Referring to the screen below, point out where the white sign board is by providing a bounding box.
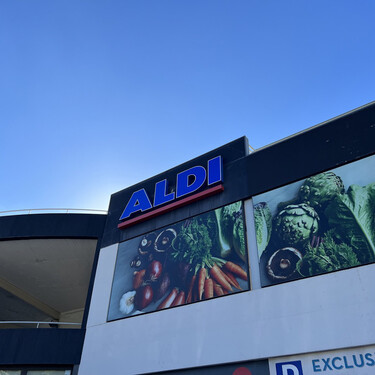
[269,345,375,375]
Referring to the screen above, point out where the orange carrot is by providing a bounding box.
[157,288,178,310]
[204,278,214,299]
[222,269,242,290]
[209,264,232,292]
[198,267,206,300]
[171,291,185,307]
[192,285,198,302]
[186,274,196,304]
[224,261,248,281]
[221,270,237,288]
[213,283,224,296]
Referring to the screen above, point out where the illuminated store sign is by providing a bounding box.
[118,156,223,229]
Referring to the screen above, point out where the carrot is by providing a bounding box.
[222,269,242,290]
[213,283,224,296]
[224,261,248,281]
[209,264,232,292]
[186,274,196,304]
[198,267,206,300]
[221,270,237,288]
[157,288,178,310]
[171,291,185,307]
[192,285,198,302]
[204,278,214,299]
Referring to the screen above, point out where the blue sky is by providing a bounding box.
[0,1,374,211]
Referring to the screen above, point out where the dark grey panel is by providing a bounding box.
[0,214,107,241]
[245,102,375,196]
[0,214,107,366]
[0,329,84,365]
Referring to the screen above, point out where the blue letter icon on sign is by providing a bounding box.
[276,361,303,375]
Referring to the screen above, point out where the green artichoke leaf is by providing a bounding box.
[299,172,345,212]
[325,183,375,263]
[274,203,319,246]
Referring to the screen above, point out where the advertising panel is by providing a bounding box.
[157,359,269,375]
[108,201,249,321]
[269,345,375,375]
[252,154,375,286]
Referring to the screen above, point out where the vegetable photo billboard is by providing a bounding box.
[108,201,249,321]
[253,154,375,287]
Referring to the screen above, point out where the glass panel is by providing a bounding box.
[0,371,22,375]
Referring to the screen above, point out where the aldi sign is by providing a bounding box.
[270,345,375,375]
[118,155,223,229]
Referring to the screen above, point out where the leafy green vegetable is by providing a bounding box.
[214,208,231,258]
[274,203,319,246]
[296,231,360,277]
[233,216,246,261]
[325,183,375,263]
[253,202,272,258]
[220,202,241,244]
[171,217,213,267]
[299,172,345,212]
[214,202,242,258]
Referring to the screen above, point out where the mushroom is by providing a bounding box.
[266,247,302,281]
[130,255,145,268]
[138,232,156,256]
[154,228,177,253]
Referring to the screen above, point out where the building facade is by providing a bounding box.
[1,103,375,375]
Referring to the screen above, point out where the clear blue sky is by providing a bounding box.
[1,1,374,211]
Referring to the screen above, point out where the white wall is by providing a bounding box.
[79,201,375,375]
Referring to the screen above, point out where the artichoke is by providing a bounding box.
[274,203,319,245]
[299,172,344,212]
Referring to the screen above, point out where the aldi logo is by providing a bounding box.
[275,361,303,375]
[118,155,223,229]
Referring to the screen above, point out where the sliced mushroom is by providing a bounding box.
[130,255,145,268]
[154,228,177,253]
